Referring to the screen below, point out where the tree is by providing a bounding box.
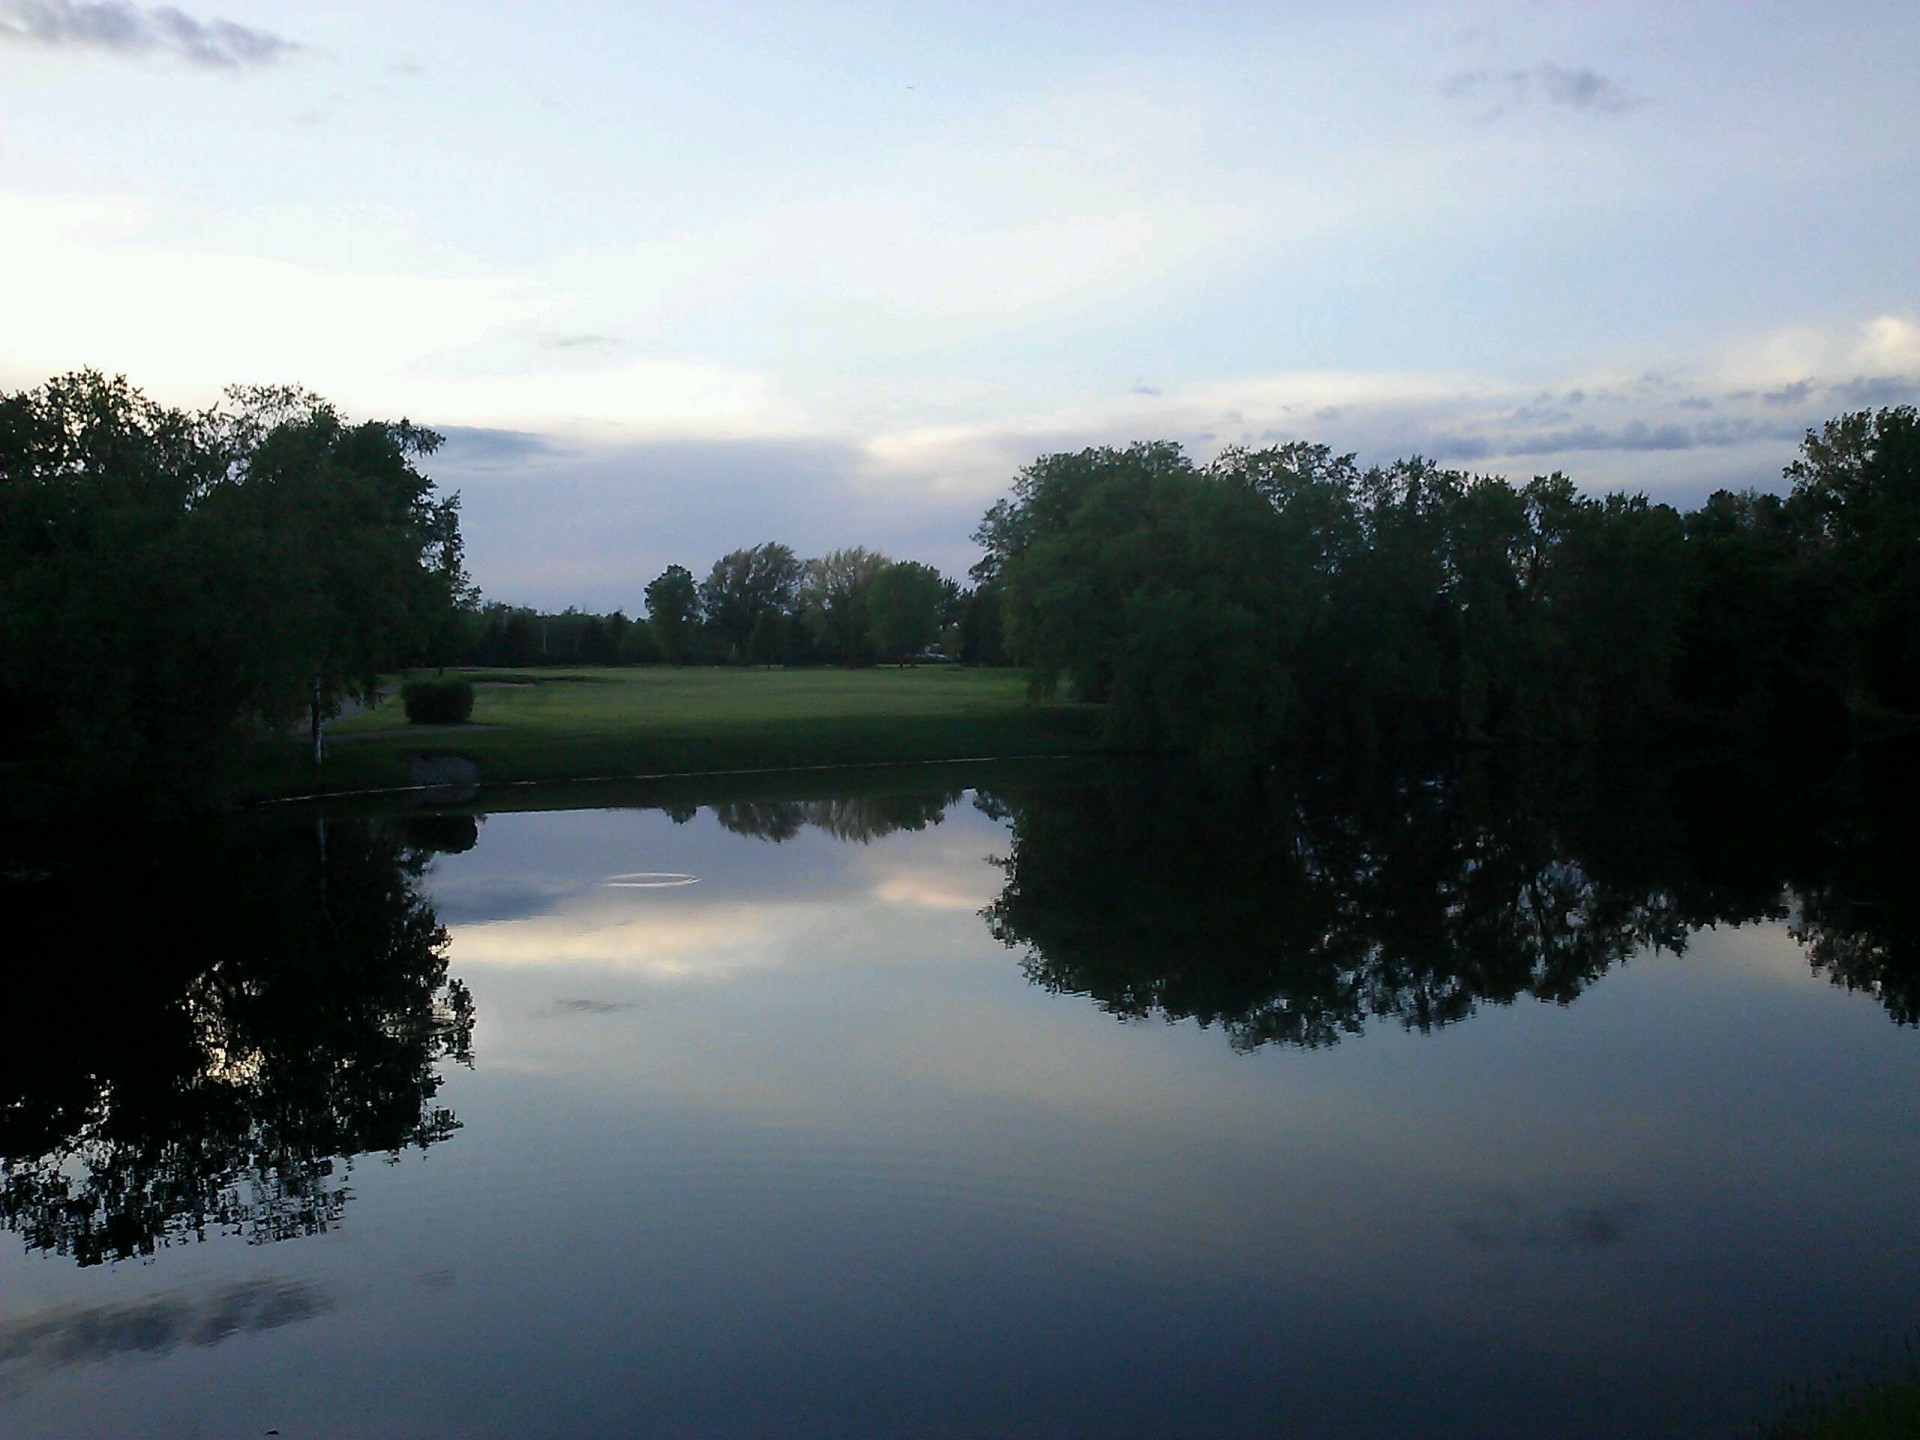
[0,372,468,804]
[746,609,784,666]
[698,543,802,659]
[798,547,888,665]
[644,564,701,664]
[866,560,948,663]
[209,385,469,759]
[1786,406,1920,712]
[979,442,1297,765]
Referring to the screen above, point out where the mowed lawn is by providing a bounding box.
[251,666,1101,798]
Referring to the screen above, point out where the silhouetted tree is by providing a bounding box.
[644,564,701,665]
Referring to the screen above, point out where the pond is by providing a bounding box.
[2,759,1917,1438]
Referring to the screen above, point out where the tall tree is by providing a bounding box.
[698,543,802,660]
[798,547,888,665]
[0,372,468,804]
[866,560,948,663]
[644,564,701,664]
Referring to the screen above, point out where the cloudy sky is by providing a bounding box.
[3,1,1916,609]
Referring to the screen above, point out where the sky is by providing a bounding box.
[2,0,1916,611]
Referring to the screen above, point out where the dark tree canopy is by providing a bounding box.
[975,409,1916,778]
[0,371,469,806]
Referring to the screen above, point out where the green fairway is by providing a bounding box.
[248,666,1101,801]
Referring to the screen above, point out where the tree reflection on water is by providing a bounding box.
[980,749,1920,1050]
[0,817,474,1266]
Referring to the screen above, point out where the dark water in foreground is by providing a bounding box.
[2,762,1917,1438]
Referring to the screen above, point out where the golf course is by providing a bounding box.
[251,666,1102,801]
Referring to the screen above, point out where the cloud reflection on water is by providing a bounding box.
[0,1279,331,1386]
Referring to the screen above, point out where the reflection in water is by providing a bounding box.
[711,788,963,845]
[0,819,474,1266]
[1452,1197,1649,1254]
[980,751,1920,1049]
[0,1279,332,1377]
[0,765,1915,1439]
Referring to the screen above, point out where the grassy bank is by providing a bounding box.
[246,666,1102,802]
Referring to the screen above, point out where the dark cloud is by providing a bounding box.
[0,1280,330,1376]
[1129,383,1162,397]
[1678,396,1714,411]
[1429,415,1803,462]
[1517,420,1695,453]
[1503,403,1574,425]
[1536,63,1638,114]
[1454,1197,1647,1255]
[1425,432,1496,461]
[1829,374,1915,407]
[1443,63,1638,120]
[0,1,304,68]
[1762,378,1818,407]
[556,998,636,1015]
[435,425,567,468]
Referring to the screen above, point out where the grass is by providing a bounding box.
[245,665,1103,803]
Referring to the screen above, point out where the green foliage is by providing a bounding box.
[0,371,468,807]
[799,546,888,665]
[458,603,631,666]
[401,677,475,724]
[620,617,665,664]
[745,609,784,666]
[644,564,700,664]
[1787,406,1920,712]
[699,542,802,659]
[977,411,1918,775]
[867,559,948,663]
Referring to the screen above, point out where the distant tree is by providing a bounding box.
[644,565,700,664]
[867,560,948,663]
[799,546,888,665]
[699,543,802,659]
[619,618,664,664]
[746,609,784,666]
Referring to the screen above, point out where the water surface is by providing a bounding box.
[2,765,1916,1437]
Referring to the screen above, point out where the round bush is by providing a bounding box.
[401,677,475,725]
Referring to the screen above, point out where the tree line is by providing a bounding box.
[972,406,1920,774]
[6,364,1911,805]
[455,542,1007,670]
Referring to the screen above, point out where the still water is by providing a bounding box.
[2,763,1917,1438]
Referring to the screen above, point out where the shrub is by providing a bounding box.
[401,677,475,724]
